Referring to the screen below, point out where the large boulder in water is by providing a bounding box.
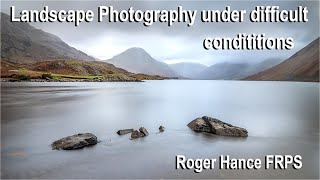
[51,133,98,150]
[187,116,248,137]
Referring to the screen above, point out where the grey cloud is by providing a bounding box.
[1,0,319,66]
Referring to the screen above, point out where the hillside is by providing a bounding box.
[240,58,283,77]
[1,12,95,63]
[169,62,207,79]
[1,60,166,81]
[245,38,319,82]
[105,47,178,77]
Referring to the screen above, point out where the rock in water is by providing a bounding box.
[139,127,149,136]
[131,130,144,139]
[187,116,248,137]
[51,133,98,150]
[159,126,165,133]
[131,127,149,139]
[117,129,134,135]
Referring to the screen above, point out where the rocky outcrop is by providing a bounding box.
[187,116,248,137]
[117,129,134,135]
[51,133,98,150]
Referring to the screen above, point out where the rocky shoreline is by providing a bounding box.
[51,116,248,150]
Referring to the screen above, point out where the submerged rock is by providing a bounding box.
[139,127,149,136]
[131,130,144,139]
[51,133,98,150]
[159,126,165,133]
[117,129,134,135]
[187,116,248,137]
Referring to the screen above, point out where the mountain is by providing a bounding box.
[196,62,250,80]
[194,58,283,80]
[1,12,95,63]
[241,58,283,77]
[169,62,207,79]
[104,47,177,77]
[245,38,319,82]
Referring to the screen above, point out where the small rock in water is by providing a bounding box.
[51,133,98,150]
[117,129,134,135]
[131,130,144,139]
[139,127,149,136]
[159,126,165,133]
[187,116,248,137]
[131,127,149,139]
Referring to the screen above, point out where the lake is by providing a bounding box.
[1,80,319,179]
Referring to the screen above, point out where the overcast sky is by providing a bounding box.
[1,0,319,66]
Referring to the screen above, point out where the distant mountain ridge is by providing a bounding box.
[104,47,178,77]
[194,58,283,80]
[196,62,250,80]
[169,62,207,79]
[245,37,319,82]
[1,12,95,63]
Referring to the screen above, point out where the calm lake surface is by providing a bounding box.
[1,80,319,179]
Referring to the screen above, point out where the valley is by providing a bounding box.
[0,11,319,82]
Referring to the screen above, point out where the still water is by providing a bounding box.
[1,80,319,179]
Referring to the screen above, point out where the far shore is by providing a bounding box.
[0,77,144,82]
